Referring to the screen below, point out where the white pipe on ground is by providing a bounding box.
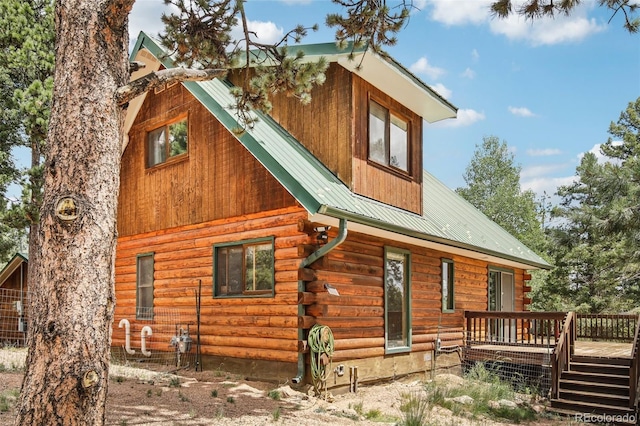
[141,326,153,357]
[118,319,135,355]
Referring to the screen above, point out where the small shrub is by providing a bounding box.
[169,377,181,388]
[211,389,218,398]
[272,406,281,421]
[0,395,10,413]
[146,389,152,398]
[350,401,363,415]
[364,408,382,420]
[226,396,235,404]
[155,389,162,397]
[399,392,429,426]
[267,389,281,400]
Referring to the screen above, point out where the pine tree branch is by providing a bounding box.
[116,67,227,106]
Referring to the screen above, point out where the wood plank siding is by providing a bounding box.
[118,82,298,237]
[229,63,423,215]
[352,72,423,215]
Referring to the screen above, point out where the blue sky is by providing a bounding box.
[126,0,639,201]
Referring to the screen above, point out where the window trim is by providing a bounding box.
[368,98,412,176]
[145,113,189,169]
[136,252,154,320]
[213,237,275,299]
[384,246,412,354]
[441,258,455,313]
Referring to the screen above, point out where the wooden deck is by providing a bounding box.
[464,340,633,367]
[574,340,633,358]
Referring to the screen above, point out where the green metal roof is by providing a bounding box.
[131,33,550,270]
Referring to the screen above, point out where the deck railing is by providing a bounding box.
[551,311,576,399]
[464,311,567,346]
[576,313,638,342]
[630,314,640,409]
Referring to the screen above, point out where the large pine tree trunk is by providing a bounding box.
[16,1,133,424]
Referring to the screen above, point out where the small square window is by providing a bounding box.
[147,118,188,167]
[214,238,275,297]
[369,100,409,172]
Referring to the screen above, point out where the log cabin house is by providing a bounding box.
[113,32,551,389]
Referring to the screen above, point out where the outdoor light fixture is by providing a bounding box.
[314,225,331,244]
[324,283,340,296]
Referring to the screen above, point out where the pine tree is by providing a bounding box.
[16,1,415,424]
[548,97,640,312]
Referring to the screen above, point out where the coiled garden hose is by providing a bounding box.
[308,324,334,397]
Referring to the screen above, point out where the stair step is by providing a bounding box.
[569,361,630,375]
[548,404,637,425]
[561,370,629,386]
[571,355,631,366]
[558,389,629,407]
[559,379,629,396]
[550,398,636,417]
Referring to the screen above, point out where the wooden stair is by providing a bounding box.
[550,355,636,423]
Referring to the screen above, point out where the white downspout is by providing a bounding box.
[118,319,135,355]
[141,326,153,357]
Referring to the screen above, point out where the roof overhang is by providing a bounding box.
[310,210,550,271]
[336,50,457,123]
[235,42,457,123]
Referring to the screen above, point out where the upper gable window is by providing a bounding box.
[147,117,188,168]
[369,100,409,172]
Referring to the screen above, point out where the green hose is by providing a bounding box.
[308,324,334,397]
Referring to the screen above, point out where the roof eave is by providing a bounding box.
[318,205,551,270]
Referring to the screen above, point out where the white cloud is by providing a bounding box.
[427,0,605,45]
[412,0,428,12]
[526,148,562,157]
[428,0,493,26]
[578,142,623,164]
[471,49,480,61]
[521,163,568,179]
[430,108,485,128]
[521,175,576,197]
[409,57,446,80]
[128,1,175,49]
[488,4,605,45]
[431,83,452,99]
[231,20,285,45]
[461,67,475,79]
[508,106,536,117]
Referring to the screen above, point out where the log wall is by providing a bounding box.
[112,207,311,364]
[300,226,528,373]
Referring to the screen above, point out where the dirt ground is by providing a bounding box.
[0,349,577,425]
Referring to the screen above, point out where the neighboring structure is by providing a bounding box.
[0,253,29,346]
[113,32,550,388]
